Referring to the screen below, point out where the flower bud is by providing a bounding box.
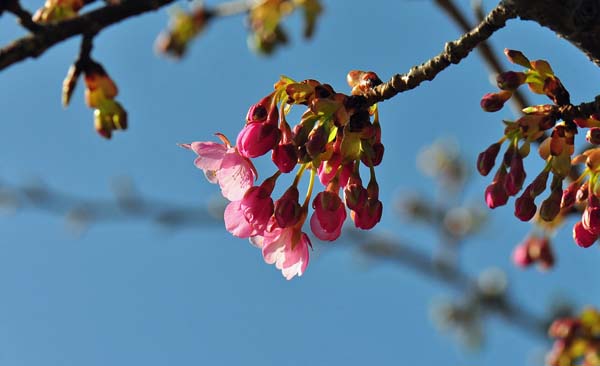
[305,125,328,159]
[561,182,580,209]
[496,71,526,91]
[485,182,508,209]
[344,176,368,211]
[274,187,301,228]
[587,128,600,145]
[504,49,531,68]
[540,186,562,222]
[514,191,537,221]
[477,142,502,177]
[351,198,382,230]
[480,91,512,112]
[504,155,526,196]
[272,143,298,173]
[512,243,532,268]
[361,141,384,167]
[236,122,280,158]
[582,206,600,235]
[573,221,598,248]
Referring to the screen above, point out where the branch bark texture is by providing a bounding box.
[505,0,600,66]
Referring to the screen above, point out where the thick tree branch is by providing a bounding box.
[0,0,176,71]
[357,3,516,106]
[505,0,600,66]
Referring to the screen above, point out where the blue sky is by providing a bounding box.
[0,0,599,365]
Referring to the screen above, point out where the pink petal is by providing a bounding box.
[217,150,256,201]
[224,201,256,238]
[190,142,227,172]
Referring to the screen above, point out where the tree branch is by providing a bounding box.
[505,0,600,66]
[357,3,516,106]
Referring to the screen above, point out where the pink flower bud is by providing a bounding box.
[317,153,341,186]
[246,97,270,123]
[480,91,512,112]
[573,221,598,248]
[236,122,281,158]
[512,243,532,267]
[239,184,275,234]
[310,191,347,241]
[272,143,298,173]
[477,142,501,176]
[485,181,509,209]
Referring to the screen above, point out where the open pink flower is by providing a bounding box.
[181,133,257,201]
[252,224,311,280]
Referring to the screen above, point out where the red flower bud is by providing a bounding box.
[514,191,537,221]
[485,182,509,209]
[561,182,580,209]
[477,142,501,176]
[274,187,301,228]
[573,221,598,248]
[480,91,512,112]
[540,188,562,222]
[272,143,298,173]
[496,71,526,91]
[505,155,526,196]
[587,128,600,145]
[344,177,368,211]
[582,206,600,235]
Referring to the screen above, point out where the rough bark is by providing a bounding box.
[506,0,600,66]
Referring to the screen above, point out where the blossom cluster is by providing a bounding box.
[183,71,385,279]
[478,49,600,250]
[63,60,128,139]
[547,308,600,366]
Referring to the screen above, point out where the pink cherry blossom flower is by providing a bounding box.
[252,223,311,280]
[180,133,257,201]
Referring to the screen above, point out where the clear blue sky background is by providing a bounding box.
[0,0,599,365]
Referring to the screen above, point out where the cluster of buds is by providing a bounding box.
[155,6,207,58]
[547,308,600,366]
[477,49,600,249]
[63,60,127,139]
[247,0,322,54]
[33,0,83,23]
[565,149,600,247]
[182,70,384,279]
[512,235,554,270]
